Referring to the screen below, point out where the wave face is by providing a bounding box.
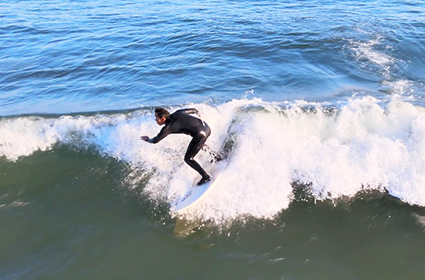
[2,97,425,223]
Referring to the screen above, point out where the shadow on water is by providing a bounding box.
[171,217,216,251]
[173,216,201,237]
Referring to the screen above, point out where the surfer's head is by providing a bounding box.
[154,107,169,125]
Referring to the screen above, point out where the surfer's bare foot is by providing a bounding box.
[197,175,211,186]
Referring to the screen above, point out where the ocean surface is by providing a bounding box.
[1,0,425,279]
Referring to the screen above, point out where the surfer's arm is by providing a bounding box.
[141,126,171,144]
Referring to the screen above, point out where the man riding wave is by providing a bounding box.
[141,107,221,185]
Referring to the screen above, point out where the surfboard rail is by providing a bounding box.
[172,173,221,213]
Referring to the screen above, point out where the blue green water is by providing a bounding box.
[1,0,425,279]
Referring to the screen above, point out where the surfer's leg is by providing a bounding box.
[198,125,222,162]
[184,136,208,177]
[184,134,210,184]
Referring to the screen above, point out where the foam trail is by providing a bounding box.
[2,98,425,224]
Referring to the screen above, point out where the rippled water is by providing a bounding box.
[1,0,425,116]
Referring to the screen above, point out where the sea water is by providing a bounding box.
[1,0,425,279]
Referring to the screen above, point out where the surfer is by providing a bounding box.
[141,107,221,186]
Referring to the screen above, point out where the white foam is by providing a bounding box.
[2,98,425,223]
[347,35,395,79]
[349,35,394,65]
[0,117,58,161]
[383,80,413,96]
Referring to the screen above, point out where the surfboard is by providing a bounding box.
[172,173,221,213]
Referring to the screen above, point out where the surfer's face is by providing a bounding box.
[155,113,167,125]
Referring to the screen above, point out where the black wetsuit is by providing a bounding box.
[148,108,211,179]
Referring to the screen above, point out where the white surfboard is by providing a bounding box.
[172,173,221,213]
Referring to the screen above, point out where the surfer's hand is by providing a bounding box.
[141,136,149,142]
